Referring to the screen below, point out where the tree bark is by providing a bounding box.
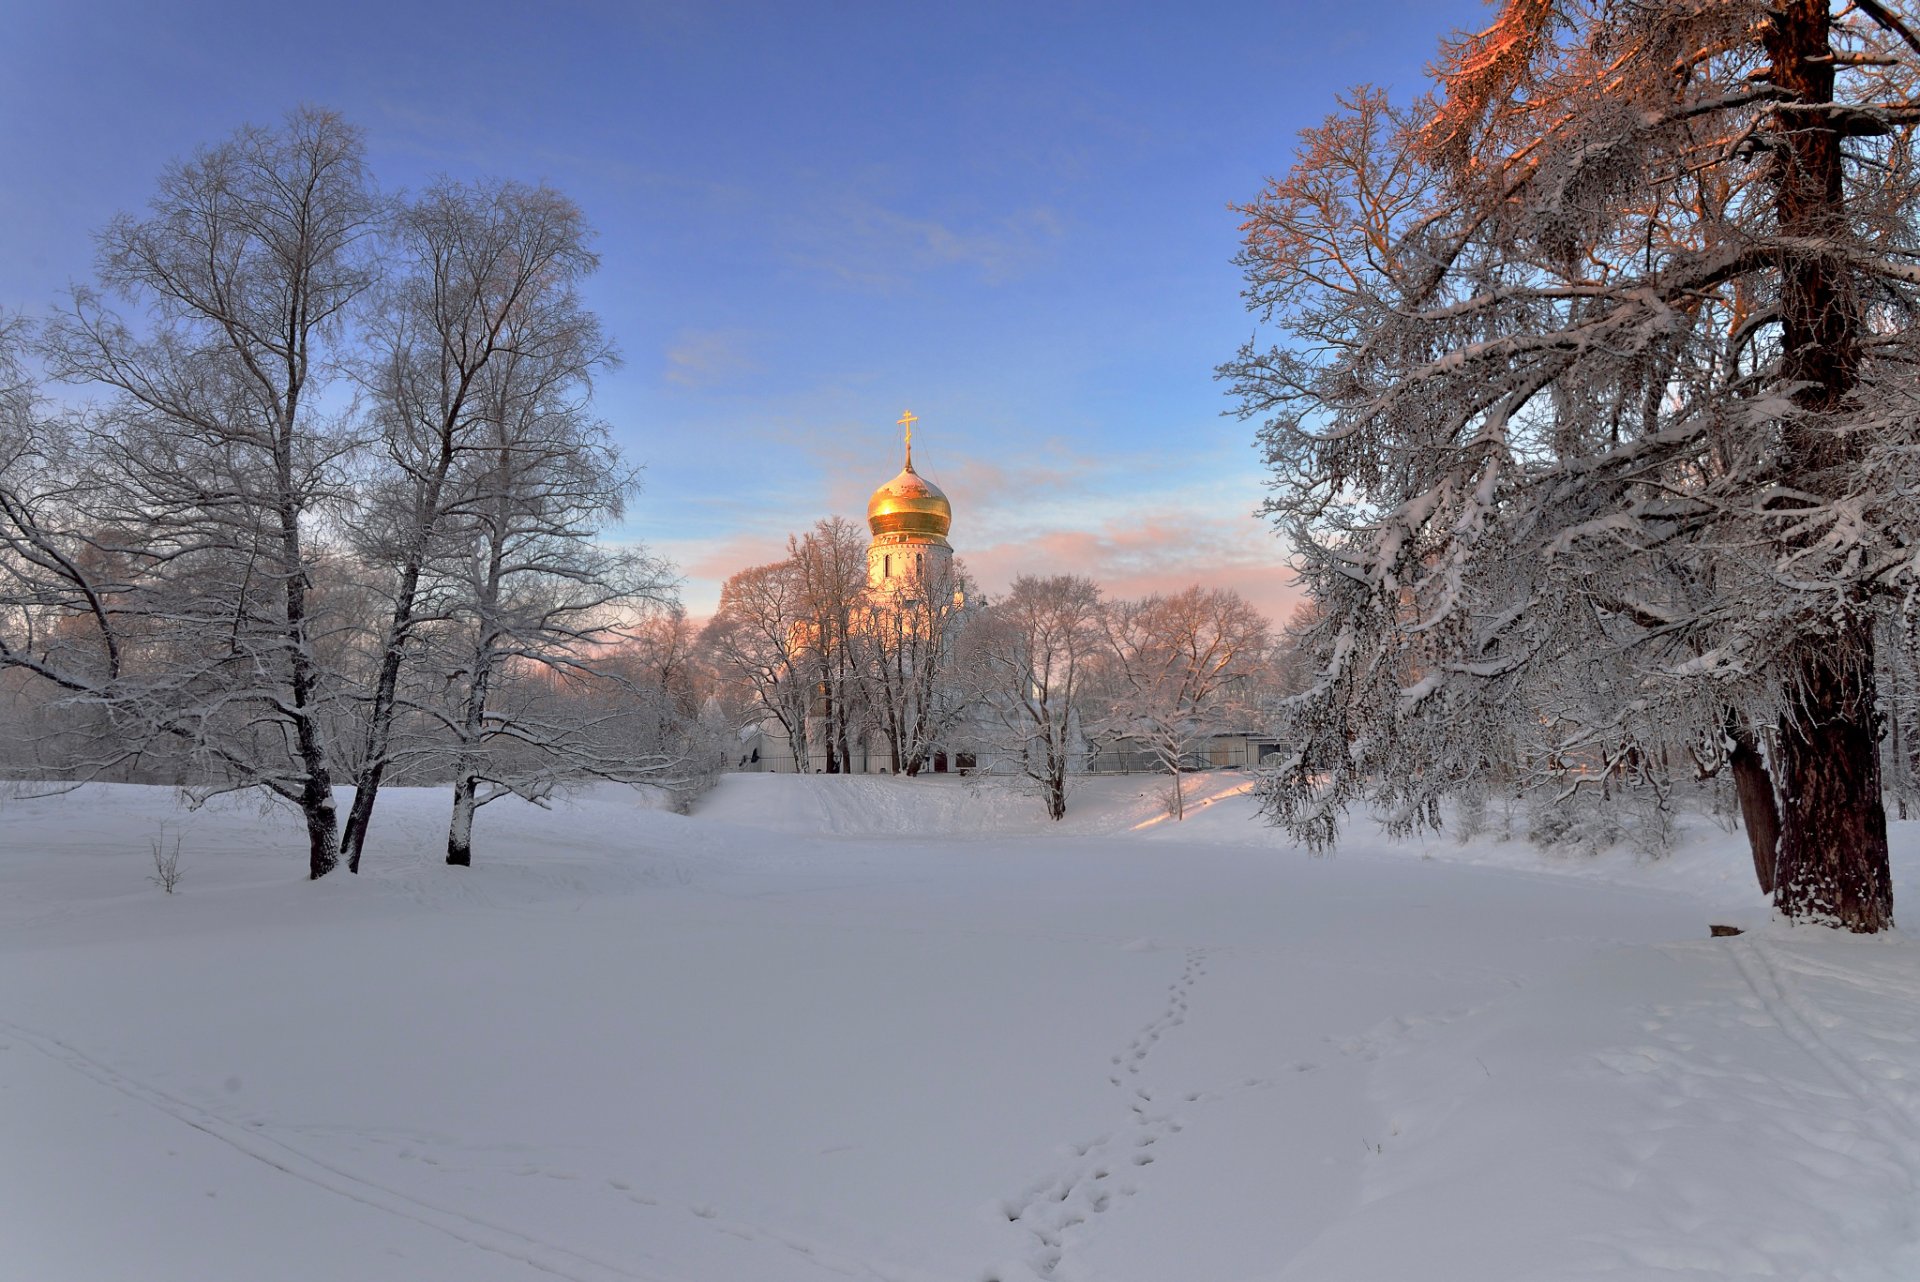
[1774,626,1892,930]
[278,425,341,881]
[1763,0,1893,930]
[1726,714,1779,896]
[444,633,495,867]
[300,771,341,881]
[341,560,426,875]
[447,774,477,867]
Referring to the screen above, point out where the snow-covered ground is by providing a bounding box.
[5,773,1920,1281]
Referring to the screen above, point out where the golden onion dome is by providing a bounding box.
[867,460,952,545]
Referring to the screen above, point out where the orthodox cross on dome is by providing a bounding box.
[898,409,918,471]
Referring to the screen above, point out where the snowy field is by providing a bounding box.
[5,774,1920,1281]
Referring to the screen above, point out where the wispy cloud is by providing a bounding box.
[788,193,1066,291]
[662,328,760,389]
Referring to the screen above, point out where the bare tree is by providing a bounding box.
[19,109,378,879]
[962,574,1104,820]
[788,518,869,773]
[601,604,733,808]
[1100,587,1271,820]
[623,603,706,744]
[857,557,974,775]
[339,178,605,873]
[704,560,812,770]
[1881,616,1920,822]
[0,316,118,780]
[431,313,667,866]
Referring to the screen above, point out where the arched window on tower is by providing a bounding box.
[883,554,892,579]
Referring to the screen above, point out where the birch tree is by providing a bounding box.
[432,313,665,866]
[789,517,869,772]
[1225,0,1920,929]
[22,109,377,879]
[339,178,604,872]
[0,314,126,780]
[606,603,733,803]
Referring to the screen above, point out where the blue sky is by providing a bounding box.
[0,0,1486,619]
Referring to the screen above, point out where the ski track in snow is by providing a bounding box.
[0,1019,914,1282]
[0,1018,682,1282]
[1730,938,1920,1157]
[1572,937,1920,1276]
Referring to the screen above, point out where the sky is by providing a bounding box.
[0,0,1488,622]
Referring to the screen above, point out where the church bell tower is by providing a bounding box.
[866,410,954,592]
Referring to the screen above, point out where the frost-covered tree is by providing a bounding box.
[1225,1,1920,929]
[962,574,1105,821]
[789,517,870,773]
[856,557,974,775]
[19,109,378,879]
[622,604,707,744]
[0,112,674,876]
[429,312,665,867]
[703,560,813,769]
[603,605,734,807]
[1881,615,1920,819]
[1099,586,1271,821]
[339,178,605,872]
[0,314,123,780]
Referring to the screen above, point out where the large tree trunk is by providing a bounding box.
[822,681,842,774]
[1774,628,1893,930]
[1763,0,1893,930]
[1043,730,1070,821]
[1161,731,1186,822]
[340,627,407,875]
[344,467,455,873]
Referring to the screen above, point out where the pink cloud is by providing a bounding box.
[669,529,797,584]
[961,509,1306,625]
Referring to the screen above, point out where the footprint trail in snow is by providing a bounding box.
[987,946,1209,1282]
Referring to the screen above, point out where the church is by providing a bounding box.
[865,410,955,598]
[740,412,975,775]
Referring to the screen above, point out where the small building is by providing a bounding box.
[1082,732,1286,774]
